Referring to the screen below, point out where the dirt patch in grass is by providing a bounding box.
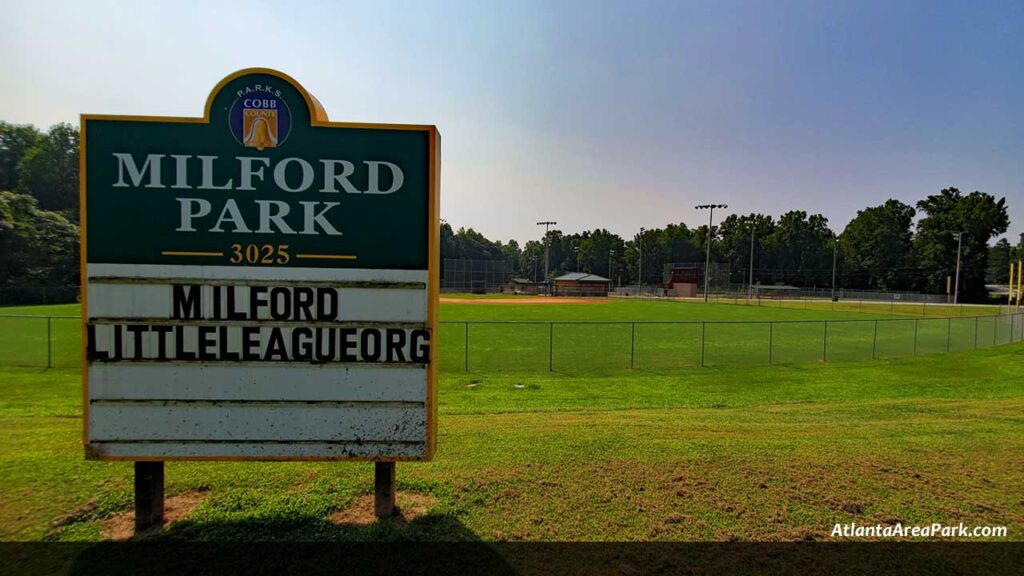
[440,296,607,305]
[101,491,208,541]
[329,491,438,526]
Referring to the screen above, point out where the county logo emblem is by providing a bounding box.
[228,86,293,150]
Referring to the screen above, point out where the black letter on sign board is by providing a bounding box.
[172,285,202,319]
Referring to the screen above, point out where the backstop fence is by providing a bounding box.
[2,311,1021,372]
[441,258,515,293]
[741,286,948,304]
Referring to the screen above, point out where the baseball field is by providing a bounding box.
[1,297,1022,545]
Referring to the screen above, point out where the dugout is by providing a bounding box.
[665,266,699,298]
[505,278,541,295]
[552,273,611,297]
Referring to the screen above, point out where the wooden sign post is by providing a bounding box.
[134,462,164,532]
[80,69,439,531]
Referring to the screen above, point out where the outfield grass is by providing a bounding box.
[1,344,1022,543]
[3,300,1020,373]
[436,298,1019,372]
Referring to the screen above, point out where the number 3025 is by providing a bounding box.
[230,244,290,265]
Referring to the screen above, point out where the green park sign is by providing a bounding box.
[83,68,437,270]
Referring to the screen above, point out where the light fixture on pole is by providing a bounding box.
[953,231,963,304]
[536,221,557,292]
[695,204,728,302]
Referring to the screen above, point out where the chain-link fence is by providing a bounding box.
[441,259,516,293]
[736,286,948,304]
[0,315,81,368]
[438,312,1023,373]
[3,312,1021,372]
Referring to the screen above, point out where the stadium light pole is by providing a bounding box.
[537,221,557,292]
[574,245,581,272]
[695,204,727,302]
[608,250,615,283]
[953,231,963,304]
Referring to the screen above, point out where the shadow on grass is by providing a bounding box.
[62,512,514,575]
[14,540,1016,576]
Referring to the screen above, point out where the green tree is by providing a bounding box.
[498,239,522,274]
[16,123,80,218]
[839,200,916,290]
[450,227,504,260]
[0,191,79,286]
[716,213,775,286]
[0,122,41,191]
[577,229,626,281]
[1013,233,1024,263]
[542,229,568,280]
[440,221,457,261]
[914,188,1009,301]
[986,238,1011,284]
[764,211,834,286]
[625,227,669,285]
[518,240,546,281]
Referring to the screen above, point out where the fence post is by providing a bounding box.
[993,316,998,346]
[464,322,469,372]
[629,322,636,369]
[872,320,878,359]
[768,322,773,364]
[946,317,951,352]
[548,323,554,372]
[47,316,52,369]
[700,322,706,367]
[913,318,919,355]
[974,316,979,349]
[822,321,828,362]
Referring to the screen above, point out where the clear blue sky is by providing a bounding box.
[3,0,1021,245]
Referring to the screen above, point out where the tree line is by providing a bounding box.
[1,121,80,296]
[444,192,1019,302]
[1,120,1020,304]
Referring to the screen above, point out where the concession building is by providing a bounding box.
[551,272,611,297]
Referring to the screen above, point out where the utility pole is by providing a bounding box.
[953,231,963,304]
[695,204,727,302]
[748,222,755,300]
[536,221,557,293]
[638,227,645,296]
[831,237,840,301]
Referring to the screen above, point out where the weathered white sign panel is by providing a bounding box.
[81,69,439,461]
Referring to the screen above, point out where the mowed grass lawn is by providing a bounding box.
[1,300,1022,544]
[1,345,1023,542]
